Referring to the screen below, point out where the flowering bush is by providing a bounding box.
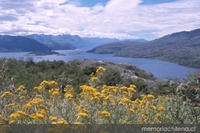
[0,66,199,125]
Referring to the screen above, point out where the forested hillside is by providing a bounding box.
[88,29,200,68]
[0,35,50,52]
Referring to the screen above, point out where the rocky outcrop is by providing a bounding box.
[78,59,168,89]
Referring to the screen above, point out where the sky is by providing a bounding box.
[0,0,199,40]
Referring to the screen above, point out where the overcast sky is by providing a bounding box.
[0,0,199,40]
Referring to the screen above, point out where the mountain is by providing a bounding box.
[25,34,77,50]
[0,35,50,52]
[25,34,147,49]
[87,40,143,54]
[82,37,120,48]
[88,28,200,68]
[25,34,123,49]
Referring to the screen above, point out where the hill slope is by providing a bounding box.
[88,28,200,68]
[25,34,121,49]
[25,34,77,50]
[0,35,50,52]
[87,40,143,54]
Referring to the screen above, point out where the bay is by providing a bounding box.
[0,49,199,80]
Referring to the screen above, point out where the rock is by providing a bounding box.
[78,59,168,89]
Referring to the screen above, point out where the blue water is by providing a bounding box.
[0,49,199,80]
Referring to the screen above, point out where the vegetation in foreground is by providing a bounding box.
[0,58,200,127]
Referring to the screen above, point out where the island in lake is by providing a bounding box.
[25,50,66,56]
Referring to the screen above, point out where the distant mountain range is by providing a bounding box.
[0,35,50,52]
[88,28,200,68]
[0,33,146,53]
[25,34,122,49]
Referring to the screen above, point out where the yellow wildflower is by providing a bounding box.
[34,86,45,91]
[158,106,165,111]
[15,85,25,92]
[49,80,58,85]
[76,112,89,118]
[127,87,136,92]
[51,122,57,124]
[151,105,156,110]
[74,122,84,124]
[29,114,37,119]
[10,113,20,119]
[65,94,73,99]
[118,102,124,105]
[36,113,45,119]
[39,109,47,115]
[9,120,15,124]
[40,80,49,86]
[112,88,117,93]
[146,94,155,99]
[1,91,12,98]
[101,110,110,117]
[142,115,148,120]
[120,86,127,91]
[129,109,135,113]
[101,89,108,93]
[51,91,59,96]
[25,102,31,109]
[121,98,130,103]
[96,66,106,73]
[49,116,57,121]
[155,113,161,118]
[17,111,27,116]
[130,84,136,89]
[104,96,110,101]
[19,85,25,89]
[57,118,68,124]
[90,77,98,81]
[123,91,128,95]
[91,96,99,101]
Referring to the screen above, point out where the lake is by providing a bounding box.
[0,49,199,80]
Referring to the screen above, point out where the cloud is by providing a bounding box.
[104,0,142,13]
[0,0,199,40]
[0,15,18,21]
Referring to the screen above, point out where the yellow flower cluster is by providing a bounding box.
[0,66,198,125]
[1,91,12,98]
[101,110,110,117]
[90,76,98,81]
[65,93,73,100]
[15,85,25,92]
[76,112,89,118]
[96,66,106,73]
[49,88,60,96]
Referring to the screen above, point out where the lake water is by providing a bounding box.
[0,49,199,80]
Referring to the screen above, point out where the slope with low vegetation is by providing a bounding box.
[88,28,200,68]
[0,59,200,127]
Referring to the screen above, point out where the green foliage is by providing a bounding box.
[100,69,122,86]
[0,59,124,95]
[82,66,97,75]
